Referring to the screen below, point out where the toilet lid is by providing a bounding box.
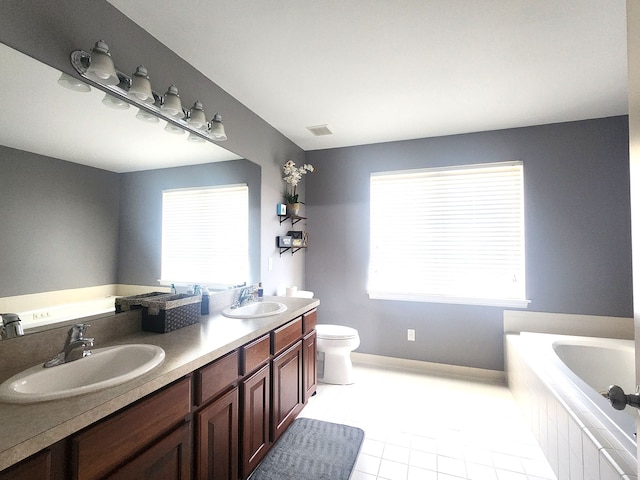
[316,324,358,340]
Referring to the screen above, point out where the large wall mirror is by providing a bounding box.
[0,42,260,334]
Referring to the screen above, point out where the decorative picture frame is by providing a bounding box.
[277,236,292,247]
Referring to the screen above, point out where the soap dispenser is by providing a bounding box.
[201,287,210,315]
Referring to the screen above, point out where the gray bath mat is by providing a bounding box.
[250,418,364,480]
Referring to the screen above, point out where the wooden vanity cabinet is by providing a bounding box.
[71,377,192,480]
[0,442,67,480]
[194,350,240,480]
[103,422,192,480]
[271,340,304,441]
[302,308,318,403]
[240,363,271,479]
[195,387,239,480]
[2,306,319,480]
[302,331,317,403]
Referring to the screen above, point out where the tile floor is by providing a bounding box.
[299,362,557,480]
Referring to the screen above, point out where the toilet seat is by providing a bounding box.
[316,324,358,340]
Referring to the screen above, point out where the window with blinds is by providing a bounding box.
[161,184,249,286]
[368,161,528,307]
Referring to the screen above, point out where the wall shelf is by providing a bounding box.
[279,246,307,256]
[278,214,306,226]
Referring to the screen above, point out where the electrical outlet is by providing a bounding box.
[407,329,415,341]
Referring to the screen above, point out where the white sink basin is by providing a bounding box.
[221,301,287,319]
[0,344,165,404]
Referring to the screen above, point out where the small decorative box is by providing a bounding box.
[277,203,287,215]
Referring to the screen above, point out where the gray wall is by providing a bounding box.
[0,0,307,296]
[0,146,120,296]
[118,160,261,286]
[306,116,632,371]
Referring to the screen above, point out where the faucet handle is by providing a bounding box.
[68,323,90,341]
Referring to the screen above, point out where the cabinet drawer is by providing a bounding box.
[72,377,191,480]
[196,350,239,406]
[105,422,192,480]
[241,334,270,375]
[271,317,302,355]
[302,309,317,334]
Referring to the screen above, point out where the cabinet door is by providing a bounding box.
[240,363,271,479]
[302,330,317,403]
[195,387,239,480]
[0,445,65,480]
[105,422,191,480]
[272,340,303,441]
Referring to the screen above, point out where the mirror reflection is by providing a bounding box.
[0,42,240,173]
[0,43,259,335]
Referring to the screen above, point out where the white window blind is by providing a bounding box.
[161,184,249,286]
[368,161,528,307]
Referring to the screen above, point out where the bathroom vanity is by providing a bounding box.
[0,296,318,480]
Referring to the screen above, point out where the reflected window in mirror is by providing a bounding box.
[161,185,249,286]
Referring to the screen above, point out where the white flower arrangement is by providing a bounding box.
[282,160,314,204]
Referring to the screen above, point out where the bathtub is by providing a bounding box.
[506,332,638,479]
[19,296,117,330]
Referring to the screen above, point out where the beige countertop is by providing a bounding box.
[0,295,319,471]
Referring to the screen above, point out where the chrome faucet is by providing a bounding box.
[0,313,24,340]
[44,324,94,368]
[231,286,256,309]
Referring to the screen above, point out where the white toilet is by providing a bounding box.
[315,324,360,385]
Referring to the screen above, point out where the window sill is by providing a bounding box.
[367,292,530,309]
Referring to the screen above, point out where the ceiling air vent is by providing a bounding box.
[306,124,333,136]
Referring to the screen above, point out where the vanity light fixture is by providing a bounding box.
[70,40,228,142]
[84,40,119,86]
[164,122,185,135]
[102,93,130,110]
[128,65,155,104]
[136,108,160,123]
[187,132,206,143]
[57,72,91,92]
[187,101,208,130]
[161,85,183,118]
[209,113,227,141]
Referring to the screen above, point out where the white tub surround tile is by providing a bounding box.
[505,333,638,479]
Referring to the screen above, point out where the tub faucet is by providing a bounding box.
[44,324,94,368]
[602,384,640,411]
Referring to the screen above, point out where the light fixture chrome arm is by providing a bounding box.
[69,45,226,143]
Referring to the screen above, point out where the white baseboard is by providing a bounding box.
[351,352,505,385]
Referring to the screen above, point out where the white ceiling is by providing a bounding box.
[108,0,629,151]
